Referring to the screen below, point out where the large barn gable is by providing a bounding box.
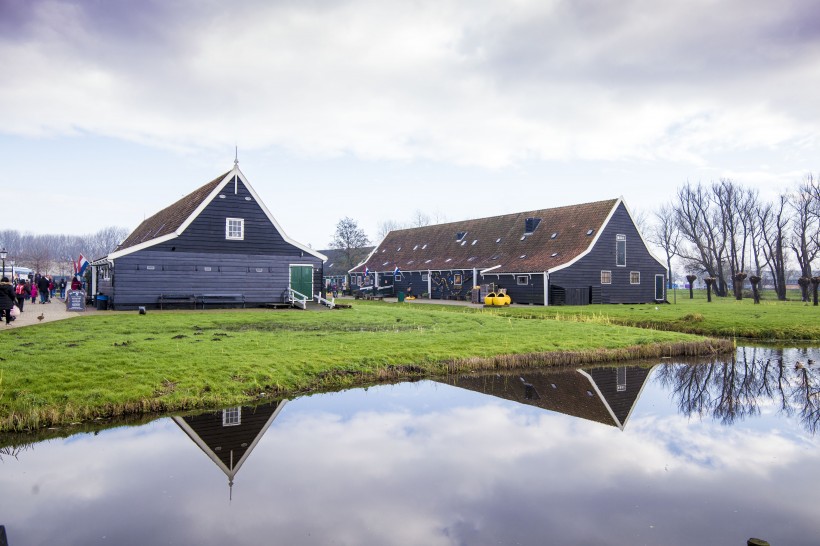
[109,165,325,261]
[354,198,629,274]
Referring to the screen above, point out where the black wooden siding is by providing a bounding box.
[549,203,666,304]
[150,178,307,256]
[105,250,321,309]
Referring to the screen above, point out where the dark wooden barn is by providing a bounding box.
[350,198,667,305]
[173,399,287,498]
[91,164,326,309]
[442,365,654,430]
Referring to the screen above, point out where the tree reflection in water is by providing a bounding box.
[655,346,820,433]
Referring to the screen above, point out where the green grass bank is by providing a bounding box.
[480,289,820,340]
[0,303,726,432]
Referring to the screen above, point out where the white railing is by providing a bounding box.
[315,294,335,309]
[287,288,309,310]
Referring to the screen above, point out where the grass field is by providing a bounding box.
[479,289,820,340]
[0,302,725,432]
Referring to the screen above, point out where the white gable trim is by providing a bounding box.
[348,244,381,274]
[108,167,326,262]
[548,197,666,274]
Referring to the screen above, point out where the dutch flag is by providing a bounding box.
[364,266,370,276]
[77,254,89,276]
[393,266,401,276]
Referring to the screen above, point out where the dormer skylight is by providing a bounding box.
[422,244,428,249]
[445,258,452,262]
[413,245,419,250]
[460,240,466,246]
[472,240,477,245]
[550,232,558,239]
[586,229,594,236]
[496,238,501,243]
[425,259,432,263]
[551,252,558,257]
[456,231,467,242]
[397,247,401,251]
[524,217,541,234]
[519,254,527,259]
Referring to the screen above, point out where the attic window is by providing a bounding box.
[586,229,594,236]
[472,240,477,245]
[445,258,452,262]
[524,217,541,234]
[383,261,389,266]
[456,231,467,242]
[460,241,467,246]
[397,247,401,251]
[519,254,526,259]
[425,259,432,263]
[382,249,386,253]
[551,252,558,257]
[551,232,558,239]
[226,218,244,240]
[496,238,501,243]
[422,244,428,249]
[413,245,418,250]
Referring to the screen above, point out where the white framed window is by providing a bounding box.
[601,270,612,284]
[517,275,528,285]
[453,273,462,287]
[395,273,402,281]
[630,271,640,284]
[102,267,111,281]
[422,273,429,281]
[222,407,241,426]
[616,234,626,266]
[226,218,244,240]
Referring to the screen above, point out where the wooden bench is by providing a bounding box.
[158,294,196,310]
[199,293,245,308]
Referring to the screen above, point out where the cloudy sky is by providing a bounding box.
[2,0,819,249]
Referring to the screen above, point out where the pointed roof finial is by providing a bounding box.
[234,145,239,168]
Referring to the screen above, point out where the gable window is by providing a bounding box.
[630,271,640,284]
[517,275,528,285]
[226,218,244,240]
[601,270,612,284]
[222,407,241,426]
[616,234,626,266]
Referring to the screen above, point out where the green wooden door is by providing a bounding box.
[290,265,313,298]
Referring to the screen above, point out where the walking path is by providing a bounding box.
[6,297,97,329]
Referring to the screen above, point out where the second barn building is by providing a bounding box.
[351,198,666,305]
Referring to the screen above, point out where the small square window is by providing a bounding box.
[453,274,462,287]
[226,218,244,240]
[601,270,612,284]
[223,407,242,426]
[630,271,640,284]
[517,275,528,285]
[422,274,429,281]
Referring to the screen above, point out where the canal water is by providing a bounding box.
[1,346,819,545]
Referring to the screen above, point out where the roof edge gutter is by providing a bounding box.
[479,265,502,275]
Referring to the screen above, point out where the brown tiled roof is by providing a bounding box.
[353,198,618,274]
[117,171,230,251]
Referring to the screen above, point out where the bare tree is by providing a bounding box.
[648,203,681,287]
[410,209,431,228]
[330,217,371,271]
[758,194,790,300]
[789,174,820,287]
[376,219,405,241]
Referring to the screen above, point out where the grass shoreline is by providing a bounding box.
[0,303,730,432]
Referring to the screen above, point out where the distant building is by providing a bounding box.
[91,164,325,309]
[320,246,374,293]
[350,197,667,305]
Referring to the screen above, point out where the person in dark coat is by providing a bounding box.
[0,277,16,325]
[37,275,50,304]
[15,279,30,312]
[59,278,67,299]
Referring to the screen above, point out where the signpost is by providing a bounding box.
[66,290,86,312]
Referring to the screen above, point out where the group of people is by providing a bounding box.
[0,272,81,325]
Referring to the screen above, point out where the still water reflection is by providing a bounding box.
[2,346,820,545]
